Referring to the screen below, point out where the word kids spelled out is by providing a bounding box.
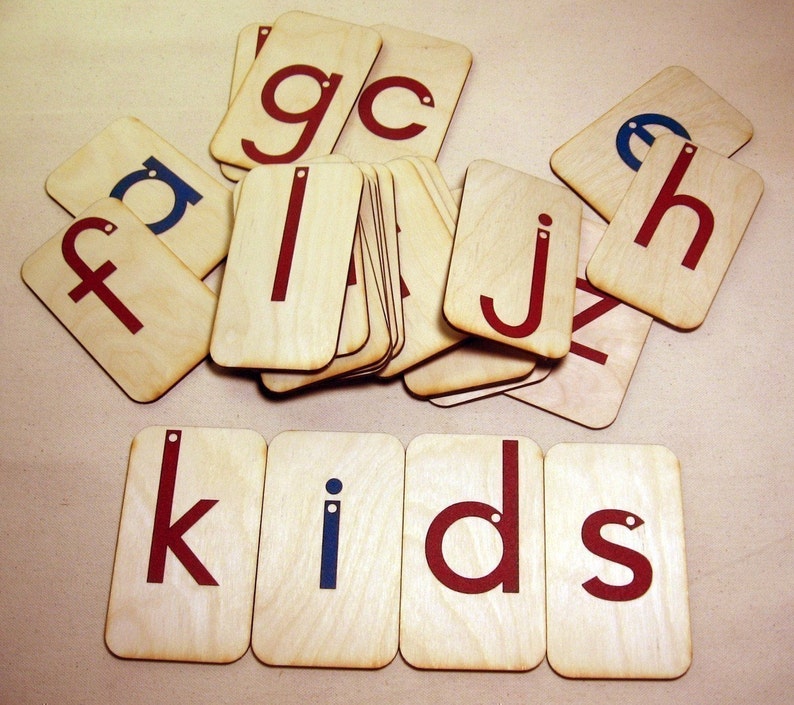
[23,10,762,429]
[19,8,763,682]
[106,427,692,678]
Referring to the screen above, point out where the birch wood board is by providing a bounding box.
[220,23,273,182]
[333,24,472,162]
[105,426,267,663]
[251,431,404,668]
[45,116,233,279]
[586,134,764,329]
[210,11,382,170]
[377,158,466,377]
[210,162,362,370]
[550,65,754,221]
[403,337,536,399]
[506,218,653,427]
[400,434,546,671]
[21,198,217,402]
[444,159,581,358]
[543,443,691,679]
[260,217,393,392]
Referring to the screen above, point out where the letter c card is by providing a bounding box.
[401,434,545,670]
[544,443,691,679]
[105,426,267,663]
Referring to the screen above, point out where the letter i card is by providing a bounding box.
[252,431,404,668]
[401,434,545,670]
[105,426,267,663]
[544,443,691,679]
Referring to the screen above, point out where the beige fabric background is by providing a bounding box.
[1,1,791,703]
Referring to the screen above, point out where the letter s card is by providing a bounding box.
[544,443,691,679]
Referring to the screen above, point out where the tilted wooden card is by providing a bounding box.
[220,23,273,182]
[444,160,581,359]
[544,443,691,679]
[506,218,653,428]
[210,162,362,370]
[45,116,233,279]
[252,431,404,668]
[550,65,754,221]
[105,426,267,663]
[428,360,555,408]
[403,337,536,399]
[401,435,545,671]
[21,198,216,402]
[210,11,382,170]
[335,230,369,357]
[259,216,393,392]
[378,158,466,377]
[586,134,764,329]
[333,24,472,162]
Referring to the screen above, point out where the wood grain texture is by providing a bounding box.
[378,158,466,377]
[333,24,471,162]
[21,198,216,402]
[400,434,545,670]
[544,443,691,679]
[210,11,382,169]
[550,65,754,221]
[45,117,233,279]
[252,431,404,668]
[220,23,273,182]
[403,337,536,398]
[444,160,581,358]
[335,230,370,356]
[105,426,267,663]
[586,134,763,329]
[259,219,392,392]
[210,162,362,370]
[507,218,653,427]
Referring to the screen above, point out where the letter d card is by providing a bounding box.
[401,434,545,670]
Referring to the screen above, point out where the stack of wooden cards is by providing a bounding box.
[21,7,763,431]
[407,66,763,427]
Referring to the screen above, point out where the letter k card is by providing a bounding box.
[105,426,267,663]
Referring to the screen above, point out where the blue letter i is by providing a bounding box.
[320,478,342,589]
